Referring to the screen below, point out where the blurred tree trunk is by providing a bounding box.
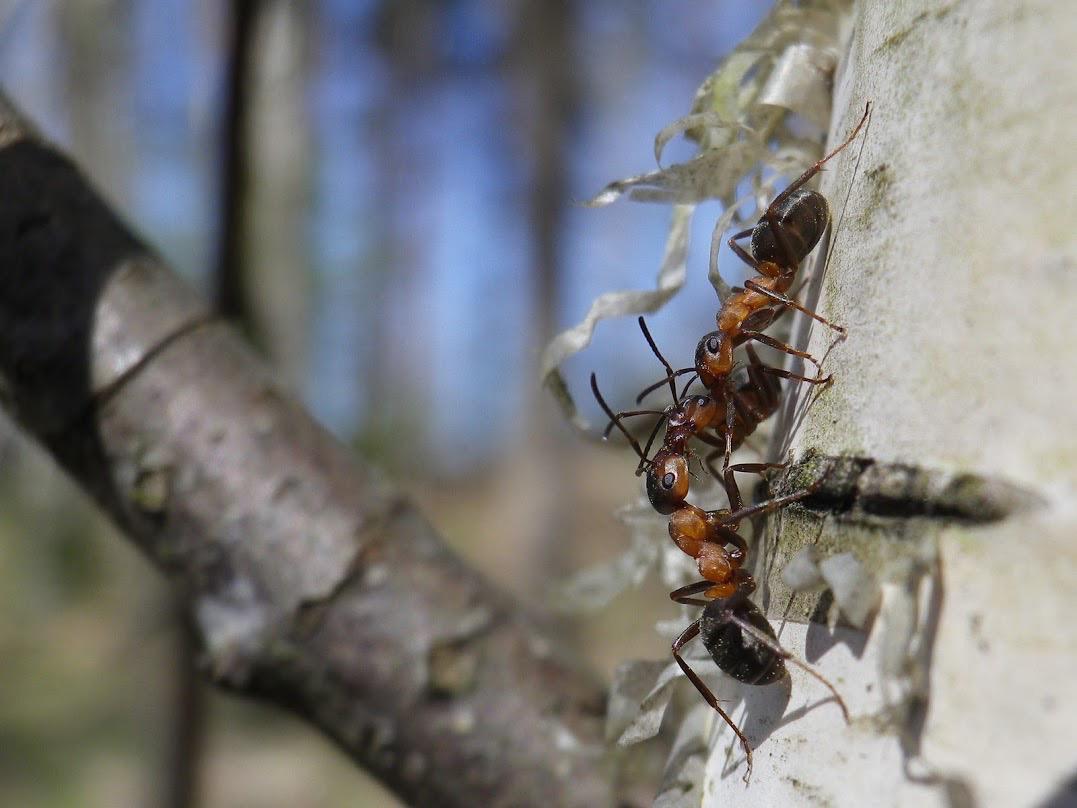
[239,0,313,386]
[55,9,211,808]
[508,0,581,593]
[366,0,433,444]
[59,6,209,808]
[677,2,1077,806]
[214,0,311,385]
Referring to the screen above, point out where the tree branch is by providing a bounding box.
[0,92,613,808]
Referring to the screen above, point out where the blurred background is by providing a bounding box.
[0,1,773,805]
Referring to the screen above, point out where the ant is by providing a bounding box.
[594,317,783,518]
[584,105,872,783]
[669,552,850,784]
[590,318,798,589]
[643,103,872,469]
[594,357,848,783]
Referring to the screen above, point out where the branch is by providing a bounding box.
[0,92,613,808]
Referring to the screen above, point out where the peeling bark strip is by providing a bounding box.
[0,94,613,808]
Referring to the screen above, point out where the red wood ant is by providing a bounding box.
[669,554,850,784]
[590,317,799,590]
[643,103,871,469]
[594,361,848,782]
[586,105,870,784]
[592,317,782,518]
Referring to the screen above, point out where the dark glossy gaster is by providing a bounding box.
[669,545,850,784]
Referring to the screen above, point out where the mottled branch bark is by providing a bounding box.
[0,94,613,808]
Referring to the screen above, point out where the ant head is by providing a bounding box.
[668,394,720,433]
[694,331,730,388]
[646,450,689,515]
[750,189,830,266]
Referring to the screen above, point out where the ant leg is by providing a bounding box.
[672,620,755,783]
[760,365,832,386]
[717,529,749,566]
[724,611,850,723]
[634,367,696,404]
[702,450,784,521]
[728,230,782,279]
[743,279,847,336]
[740,330,825,372]
[766,103,872,216]
[670,580,714,607]
[703,449,745,512]
[723,396,736,474]
[722,462,787,532]
[711,463,831,527]
[745,344,783,406]
[743,351,783,415]
[591,373,652,466]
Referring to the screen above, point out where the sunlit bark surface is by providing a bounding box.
[689,2,1077,805]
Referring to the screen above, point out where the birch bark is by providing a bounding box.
[689,2,1077,805]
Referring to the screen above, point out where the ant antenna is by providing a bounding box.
[635,415,668,476]
[677,373,700,401]
[601,408,669,440]
[637,317,680,405]
[634,367,696,404]
[820,102,873,281]
[590,372,650,464]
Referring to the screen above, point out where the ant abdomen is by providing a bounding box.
[700,598,787,686]
[750,188,830,266]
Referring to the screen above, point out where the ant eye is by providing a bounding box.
[707,336,720,353]
[662,472,675,489]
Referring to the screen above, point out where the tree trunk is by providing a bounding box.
[685,1,1077,806]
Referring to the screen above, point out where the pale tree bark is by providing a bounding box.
[0,95,613,808]
[677,1,1077,806]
